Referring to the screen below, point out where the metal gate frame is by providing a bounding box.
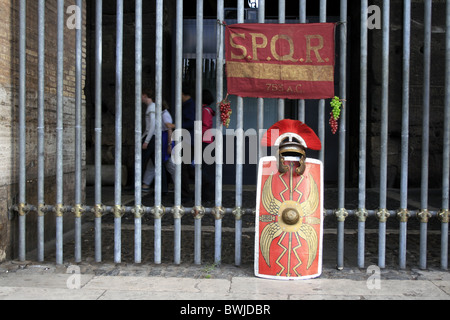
[12,0,450,271]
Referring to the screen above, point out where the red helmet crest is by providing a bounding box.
[261,119,322,151]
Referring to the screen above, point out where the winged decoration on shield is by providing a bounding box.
[260,168,320,270]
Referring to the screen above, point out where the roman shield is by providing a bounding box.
[255,156,323,280]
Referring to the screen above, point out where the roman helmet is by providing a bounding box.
[261,119,321,176]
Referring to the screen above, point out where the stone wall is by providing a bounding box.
[366,0,447,188]
[0,0,86,261]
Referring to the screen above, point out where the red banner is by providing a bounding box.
[225,23,336,100]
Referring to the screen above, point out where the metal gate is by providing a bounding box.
[12,0,450,271]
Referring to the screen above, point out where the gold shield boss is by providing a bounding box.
[255,120,323,280]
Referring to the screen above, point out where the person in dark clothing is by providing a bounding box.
[181,83,196,201]
[182,84,196,146]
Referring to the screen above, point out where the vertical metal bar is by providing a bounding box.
[174,217,181,264]
[234,102,243,266]
[298,0,306,122]
[419,220,428,269]
[74,0,83,263]
[358,0,368,269]
[154,0,164,265]
[94,214,102,262]
[114,0,123,264]
[377,63,389,260]
[134,0,143,264]
[155,0,163,208]
[94,0,103,263]
[441,0,450,270]
[56,0,64,265]
[400,0,411,218]
[18,0,26,262]
[194,217,201,265]
[193,0,203,265]
[74,217,82,261]
[318,102,325,164]
[378,220,387,268]
[195,0,203,207]
[318,0,326,164]
[336,216,344,268]
[441,221,449,270]
[231,0,245,267]
[154,217,162,264]
[173,0,183,265]
[399,0,411,270]
[134,217,142,263]
[319,0,332,266]
[379,0,390,211]
[357,219,366,268]
[214,217,222,264]
[336,0,348,271]
[37,0,45,262]
[378,0,390,269]
[256,0,266,159]
[19,216,26,262]
[299,0,306,23]
[257,0,264,163]
[56,214,63,265]
[399,220,407,268]
[419,0,432,270]
[234,213,242,266]
[213,0,224,265]
[338,0,347,214]
[175,0,183,207]
[215,0,224,208]
[113,182,121,262]
[278,0,285,23]
[421,0,431,214]
[277,0,285,120]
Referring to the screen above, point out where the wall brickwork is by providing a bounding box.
[0,0,86,261]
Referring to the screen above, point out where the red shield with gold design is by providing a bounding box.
[255,156,323,280]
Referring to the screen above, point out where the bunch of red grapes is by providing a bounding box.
[220,97,232,128]
[329,96,342,135]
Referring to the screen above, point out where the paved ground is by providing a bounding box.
[0,260,450,303]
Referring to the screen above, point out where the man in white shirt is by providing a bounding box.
[141,88,156,191]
